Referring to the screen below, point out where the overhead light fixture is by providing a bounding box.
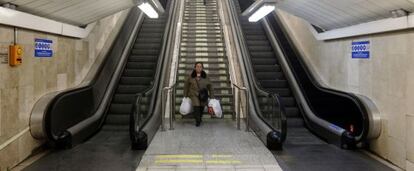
[242,0,277,22]
[248,5,275,22]
[390,9,409,18]
[138,2,159,19]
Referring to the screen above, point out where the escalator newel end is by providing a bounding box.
[267,131,283,151]
[56,130,72,149]
[131,131,148,150]
[341,131,357,150]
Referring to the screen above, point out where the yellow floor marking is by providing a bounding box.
[155,159,203,164]
[206,160,242,164]
[211,155,233,158]
[155,155,203,159]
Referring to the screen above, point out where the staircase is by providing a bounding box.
[103,12,168,131]
[175,0,233,119]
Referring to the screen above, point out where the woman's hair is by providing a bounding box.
[191,62,207,78]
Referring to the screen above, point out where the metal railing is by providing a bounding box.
[232,83,248,131]
[162,84,176,131]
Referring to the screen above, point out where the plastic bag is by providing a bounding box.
[180,97,192,115]
[208,99,222,118]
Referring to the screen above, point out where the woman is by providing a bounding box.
[184,62,214,127]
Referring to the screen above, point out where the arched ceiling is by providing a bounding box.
[0,0,137,26]
[276,0,414,31]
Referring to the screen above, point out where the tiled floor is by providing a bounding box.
[136,119,282,171]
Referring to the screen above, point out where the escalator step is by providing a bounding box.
[250,52,275,58]
[131,49,160,55]
[245,35,267,40]
[105,114,130,125]
[255,72,284,80]
[116,85,148,93]
[136,33,163,38]
[134,43,161,50]
[266,88,291,96]
[101,125,129,131]
[253,65,281,72]
[120,77,152,85]
[109,104,133,114]
[285,107,300,117]
[135,38,162,43]
[124,69,154,77]
[248,45,272,51]
[246,40,270,46]
[287,117,305,128]
[260,80,288,88]
[113,94,136,104]
[125,62,156,69]
[128,56,157,63]
[244,30,265,35]
[280,97,296,107]
[251,58,277,65]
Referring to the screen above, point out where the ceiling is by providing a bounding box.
[0,0,136,26]
[276,0,414,31]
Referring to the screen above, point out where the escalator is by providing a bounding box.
[26,1,174,169]
[104,3,167,133]
[233,0,381,150]
[223,0,394,170]
[225,0,392,170]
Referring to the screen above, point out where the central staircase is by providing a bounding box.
[175,0,233,119]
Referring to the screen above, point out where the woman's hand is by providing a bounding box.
[208,107,214,115]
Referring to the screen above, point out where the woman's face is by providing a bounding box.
[195,63,203,73]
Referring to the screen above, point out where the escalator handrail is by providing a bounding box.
[30,8,145,144]
[227,0,287,139]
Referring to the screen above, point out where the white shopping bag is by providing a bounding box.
[208,99,222,118]
[180,97,192,115]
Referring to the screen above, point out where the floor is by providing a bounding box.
[23,130,144,171]
[136,119,282,171]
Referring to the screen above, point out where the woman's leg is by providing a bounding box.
[195,106,203,126]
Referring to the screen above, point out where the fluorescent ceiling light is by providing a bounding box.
[138,2,159,19]
[248,5,275,22]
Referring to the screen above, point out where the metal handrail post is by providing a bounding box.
[161,88,167,131]
[232,87,236,120]
[169,88,175,130]
[237,89,241,130]
[245,89,249,132]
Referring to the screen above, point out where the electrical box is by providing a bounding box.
[9,45,22,66]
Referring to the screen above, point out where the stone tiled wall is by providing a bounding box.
[277,10,414,170]
[0,9,129,170]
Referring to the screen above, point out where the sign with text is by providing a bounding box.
[352,41,370,59]
[35,38,53,57]
[0,46,8,64]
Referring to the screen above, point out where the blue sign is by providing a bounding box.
[352,41,370,59]
[35,39,53,57]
